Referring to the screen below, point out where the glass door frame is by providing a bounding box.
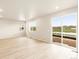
[51,11,77,49]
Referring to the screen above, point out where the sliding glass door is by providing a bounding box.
[62,13,77,47]
[52,12,77,48]
[52,17,62,43]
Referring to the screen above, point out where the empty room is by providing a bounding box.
[0,0,78,59]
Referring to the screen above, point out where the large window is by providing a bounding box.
[62,13,77,47]
[52,12,77,47]
[52,17,62,43]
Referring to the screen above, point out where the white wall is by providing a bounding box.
[26,16,52,43]
[26,8,77,43]
[0,19,26,39]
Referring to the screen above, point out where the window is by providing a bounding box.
[52,12,77,47]
[52,17,62,43]
[62,13,77,47]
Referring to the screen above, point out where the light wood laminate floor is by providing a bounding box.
[0,37,77,59]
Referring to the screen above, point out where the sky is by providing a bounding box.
[51,12,77,27]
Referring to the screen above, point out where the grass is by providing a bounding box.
[52,26,76,39]
[53,26,76,33]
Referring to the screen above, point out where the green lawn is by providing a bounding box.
[53,26,76,33]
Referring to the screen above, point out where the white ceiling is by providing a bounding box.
[0,0,78,21]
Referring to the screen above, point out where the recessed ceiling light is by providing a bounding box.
[56,6,59,10]
[0,9,3,12]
